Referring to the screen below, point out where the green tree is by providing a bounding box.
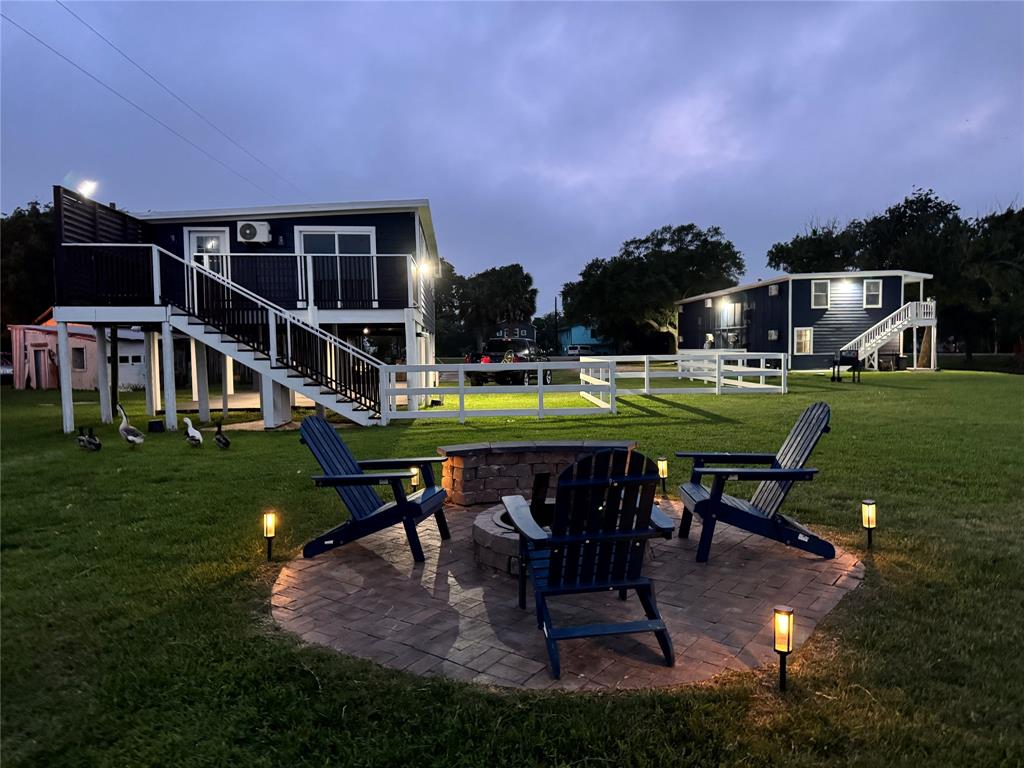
[458,264,538,350]
[1,201,55,345]
[433,258,474,356]
[562,224,744,352]
[766,219,862,273]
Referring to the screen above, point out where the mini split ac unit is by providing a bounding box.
[237,221,271,243]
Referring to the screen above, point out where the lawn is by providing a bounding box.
[2,372,1022,766]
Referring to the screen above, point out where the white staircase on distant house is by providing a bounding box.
[840,301,937,370]
[161,247,384,426]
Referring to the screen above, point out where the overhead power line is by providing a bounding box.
[55,0,303,195]
[1,11,279,199]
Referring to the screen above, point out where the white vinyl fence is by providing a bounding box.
[380,360,616,425]
[380,352,787,424]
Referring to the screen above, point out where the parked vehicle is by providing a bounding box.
[566,344,593,357]
[465,338,552,386]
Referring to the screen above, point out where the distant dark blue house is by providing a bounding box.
[676,271,937,370]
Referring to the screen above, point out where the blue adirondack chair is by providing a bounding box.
[503,449,675,679]
[299,416,450,561]
[676,401,835,563]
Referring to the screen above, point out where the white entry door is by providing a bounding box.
[187,228,231,279]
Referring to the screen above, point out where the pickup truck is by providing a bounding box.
[464,338,552,386]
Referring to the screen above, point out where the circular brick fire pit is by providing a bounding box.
[438,440,637,507]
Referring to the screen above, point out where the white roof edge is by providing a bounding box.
[675,270,933,305]
[132,199,431,221]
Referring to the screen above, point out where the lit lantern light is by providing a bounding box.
[774,605,794,691]
[862,499,877,548]
[77,179,98,198]
[410,465,421,489]
[657,457,669,500]
[263,511,277,561]
[363,327,370,335]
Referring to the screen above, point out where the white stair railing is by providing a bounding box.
[62,242,384,414]
[841,301,936,357]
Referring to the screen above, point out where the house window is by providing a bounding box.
[863,279,883,308]
[118,355,129,364]
[811,280,830,309]
[130,355,142,364]
[704,298,713,308]
[768,330,779,341]
[768,284,780,297]
[71,347,86,371]
[795,328,813,355]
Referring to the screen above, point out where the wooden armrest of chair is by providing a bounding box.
[502,495,549,542]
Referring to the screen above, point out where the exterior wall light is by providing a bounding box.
[263,511,277,561]
[657,457,669,499]
[774,605,794,691]
[410,466,421,489]
[861,499,876,548]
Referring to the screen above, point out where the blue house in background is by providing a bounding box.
[558,324,613,354]
[675,270,937,370]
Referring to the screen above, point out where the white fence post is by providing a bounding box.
[782,355,788,394]
[379,370,390,426]
[643,356,651,395]
[715,355,723,395]
[537,363,545,418]
[458,367,466,424]
[609,362,617,414]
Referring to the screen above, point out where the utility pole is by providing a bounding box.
[553,294,559,355]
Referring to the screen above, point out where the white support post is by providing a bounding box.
[225,356,235,396]
[150,332,162,414]
[161,321,177,430]
[195,342,210,422]
[930,325,937,370]
[56,321,75,434]
[404,310,419,412]
[272,381,292,426]
[259,373,276,429]
[95,326,113,423]
[190,338,200,402]
[143,332,155,415]
[912,328,918,370]
[221,354,229,417]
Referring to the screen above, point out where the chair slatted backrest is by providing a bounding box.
[300,416,382,520]
[749,402,831,517]
[546,449,660,590]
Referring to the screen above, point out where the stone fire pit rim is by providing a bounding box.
[437,439,638,456]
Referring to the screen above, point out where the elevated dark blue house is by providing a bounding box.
[676,271,937,371]
[50,185,440,431]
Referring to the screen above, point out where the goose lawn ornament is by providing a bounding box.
[214,421,231,450]
[84,427,102,452]
[183,417,203,447]
[76,426,89,449]
[117,404,145,447]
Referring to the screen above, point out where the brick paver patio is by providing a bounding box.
[271,501,863,691]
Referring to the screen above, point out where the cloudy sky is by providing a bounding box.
[2,1,1021,309]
